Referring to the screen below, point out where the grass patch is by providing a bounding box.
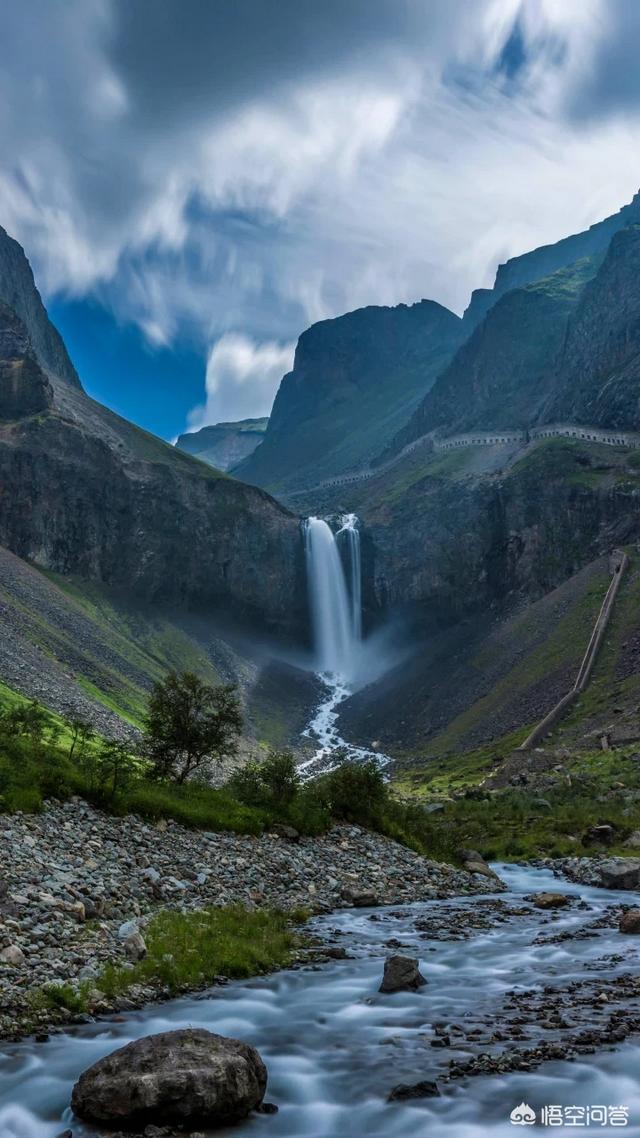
[101,906,303,997]
[121,780,267,835]
[34,906,306,1013]
[395,741,640,862]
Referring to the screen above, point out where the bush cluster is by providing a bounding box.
[0,674,455,859]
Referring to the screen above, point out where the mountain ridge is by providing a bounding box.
[0,226,304,634]
[236,298,463,492]
[176,417,268,472]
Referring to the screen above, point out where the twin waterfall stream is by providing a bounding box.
[300,515,388,777]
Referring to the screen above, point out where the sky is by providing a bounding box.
[2,0,640,440]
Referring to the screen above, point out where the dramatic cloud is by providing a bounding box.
[188,334,295,429]
[1,0,640,432]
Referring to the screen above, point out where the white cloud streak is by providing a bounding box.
[187,334,295,429]
[1,0,640,428]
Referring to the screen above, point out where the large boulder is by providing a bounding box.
[597,859,640,891]
[70,1028,268,1129]
[619,909,640,934]
[379,954,427,993]
[531,892,570,910]
[458,849,501,881]
[584,824,615,847]
[341,887,380,907]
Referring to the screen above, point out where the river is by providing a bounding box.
[1,864,640,1137]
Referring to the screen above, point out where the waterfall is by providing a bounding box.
[303,517,356,680]
[337,513,361,641]
[302,513,389,776]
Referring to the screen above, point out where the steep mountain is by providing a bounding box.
[0,227,304,633]
[0,225,80,387]
[0,541,318,756]
[236,299,463,493]
[176,417,268,472]
[391,256,598,446]
[463,189,640,330]
[548,225,640,428]
[393,215,640,452]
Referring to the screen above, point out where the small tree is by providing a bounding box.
[77,738,134,800]
[68,718,94,763]
[321,759,387,827]
[143,671,242,784]
[97,740,134,798]
[2,700,51,747]
[229,750,299,808]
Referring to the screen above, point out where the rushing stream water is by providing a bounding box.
[2,864,640,1137]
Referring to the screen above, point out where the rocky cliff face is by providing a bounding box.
[0,303,53,419]
[365,444,640,620]
[0,231,304,633]
[0,226,80,387]
[548,226,640,428]
[393,260,593,445]
[176,418,268,472]
[237,300,463,492]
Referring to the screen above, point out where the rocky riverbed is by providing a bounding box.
[0,801,493,1039]
[3,862,640,1138]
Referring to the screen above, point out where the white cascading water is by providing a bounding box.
[303,517,356,680]
[338,513,362,641]
[301,515,389,776]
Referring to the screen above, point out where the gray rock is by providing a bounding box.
[597,858,640,890]
[531,892,570,910]
[124,931,147,962]
[118,919,139,939]
[0,945,25,966]
[270,824,300,843]
[619,909,640,934]
[70,1028,267,1128]
[388,1079,440,1101]
[379,954,427,993]
[342,888,379,907]
[584,824,615,847]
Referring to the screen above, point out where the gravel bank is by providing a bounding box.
[0,800,498,1039]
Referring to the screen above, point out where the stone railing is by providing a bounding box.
[288,422,640,498]
[434,423,640,452]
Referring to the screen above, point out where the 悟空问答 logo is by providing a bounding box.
[510,1102,536,1126]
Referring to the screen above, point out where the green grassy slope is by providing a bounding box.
[0,544,317,752]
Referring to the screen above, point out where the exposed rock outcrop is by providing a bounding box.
[0,225,80,386]
[0,303,53,419]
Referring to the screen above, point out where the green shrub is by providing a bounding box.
[39,981,92,1013]
[318,759,386,827]
[229,750,300,809]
